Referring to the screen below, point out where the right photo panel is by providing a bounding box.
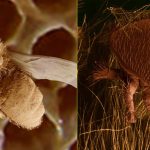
[78,0,150,149]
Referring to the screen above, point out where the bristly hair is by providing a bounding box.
[87,61,120,87]
[0,41,6,56]
[0,42,17,80]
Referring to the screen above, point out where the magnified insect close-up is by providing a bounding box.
[93,18,150,123]
[0,42,76,129]
[78,2,150,150]
[0,0,77,150]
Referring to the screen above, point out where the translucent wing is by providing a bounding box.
[8,51,77,88]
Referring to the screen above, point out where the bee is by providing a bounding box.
[0,42,76,129]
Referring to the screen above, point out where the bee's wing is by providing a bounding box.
[8,51,77,88]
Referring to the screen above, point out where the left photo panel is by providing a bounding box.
[0,1,77,150]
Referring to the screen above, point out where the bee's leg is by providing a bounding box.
[142,86,150,111]
[125,77,139,123]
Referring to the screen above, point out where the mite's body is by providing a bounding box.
[94,19,150,123]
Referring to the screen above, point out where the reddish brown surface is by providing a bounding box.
[0,0,21,41]
[70,141,77,150]
[35,79,54,88]
[58,85,76,118]
[57,85,77,141]
[110,19,150,84]
[109,19,150,122]
[32,28,76,60]
[3,116,58,150]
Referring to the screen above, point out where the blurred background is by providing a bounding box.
[0,0,77,150]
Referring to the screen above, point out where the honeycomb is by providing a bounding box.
[0,0,77,150]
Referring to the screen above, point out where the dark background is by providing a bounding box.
[78,0,150,149]
[78,0,150,26]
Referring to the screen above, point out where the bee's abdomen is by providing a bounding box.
[0,69,44,129]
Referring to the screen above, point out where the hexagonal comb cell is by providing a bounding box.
[32,28,76,60]
[0,0,21,41]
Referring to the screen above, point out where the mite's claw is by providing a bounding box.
[142,88,150,112]
[124,76,139,124]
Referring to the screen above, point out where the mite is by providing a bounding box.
[93,19,150,123]
[0,42,76,129]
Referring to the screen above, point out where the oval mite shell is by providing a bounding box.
[0,47,44,129]
[110,19,150,84]
[108,19,150,123]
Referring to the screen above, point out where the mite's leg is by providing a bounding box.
[93,68,120,81]
[142,86,150,111]
[125,77,139,123]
